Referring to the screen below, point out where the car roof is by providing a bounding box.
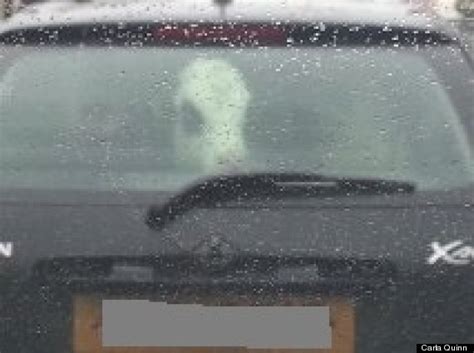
[0,0,453,35]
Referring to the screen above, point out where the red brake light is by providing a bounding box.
[153,24,287,46]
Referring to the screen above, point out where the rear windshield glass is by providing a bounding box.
[0,45,472,191]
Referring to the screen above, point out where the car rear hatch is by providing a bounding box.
[0,174,473,353]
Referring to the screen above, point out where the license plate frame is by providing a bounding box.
[73,295,354,353]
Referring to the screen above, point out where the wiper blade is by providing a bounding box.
[146,173,415,231]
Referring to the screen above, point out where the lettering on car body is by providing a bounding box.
[427,240,474,265]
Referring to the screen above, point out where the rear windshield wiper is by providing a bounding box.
[146,173,415,231]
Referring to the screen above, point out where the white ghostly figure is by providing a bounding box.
[175,58,250,172]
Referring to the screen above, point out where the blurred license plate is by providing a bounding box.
[73,296,354,353]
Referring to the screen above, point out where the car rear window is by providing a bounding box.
[0,45,472,191]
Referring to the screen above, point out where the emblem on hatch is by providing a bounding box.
[192,235,237,269]
[427,240,474,265]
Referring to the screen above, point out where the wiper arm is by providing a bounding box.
[146,173,415,231]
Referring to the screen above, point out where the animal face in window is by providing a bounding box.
[174,58,250,172]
